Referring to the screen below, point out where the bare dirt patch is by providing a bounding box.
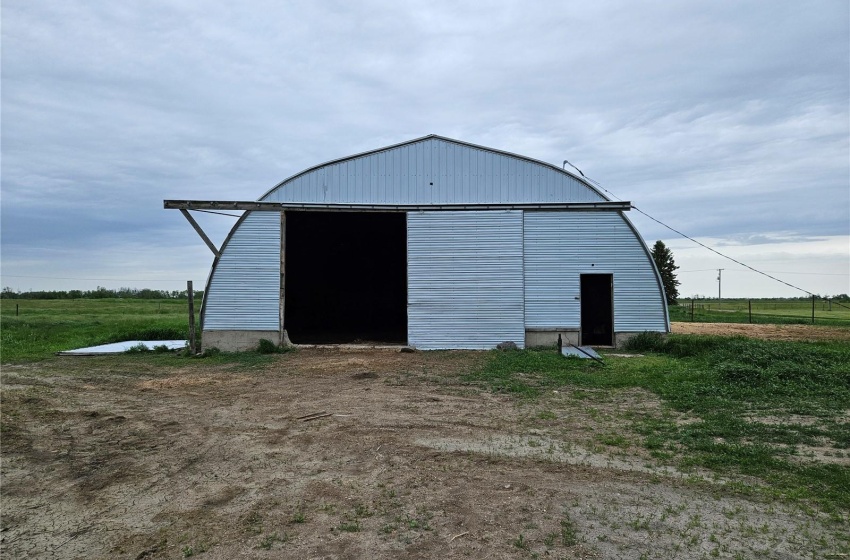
[2,349,846,559]
[671,321,850,341]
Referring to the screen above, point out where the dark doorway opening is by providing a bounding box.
[284,211,407,344]
[580,274,613,346]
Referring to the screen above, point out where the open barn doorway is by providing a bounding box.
[580,274,613,346]
[284,211,407,344]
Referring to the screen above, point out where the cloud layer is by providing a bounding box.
[2,1,848,296]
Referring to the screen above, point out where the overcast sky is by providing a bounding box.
[2,1,848,298]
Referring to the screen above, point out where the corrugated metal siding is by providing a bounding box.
[204,212,280,330]
[408,211,525,349]
[262,138,605,205]
[524,212,668,332]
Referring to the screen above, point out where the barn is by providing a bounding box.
[166,135,670,351]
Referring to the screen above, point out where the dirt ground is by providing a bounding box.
[2,337,848,559]
[671,321,850,341]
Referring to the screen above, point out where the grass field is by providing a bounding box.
[671,298,850,327]
[0,298,193,362]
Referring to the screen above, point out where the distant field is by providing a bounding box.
[671,298,850,327]
[0,299,194,362]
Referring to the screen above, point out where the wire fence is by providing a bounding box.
[670,298,850,327]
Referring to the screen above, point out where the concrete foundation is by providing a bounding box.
[203,329,667,352]
[525,329,667,349]
[202,330,281,352]
[525,329,580,349]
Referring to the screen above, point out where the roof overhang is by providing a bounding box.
[164,200,631,212]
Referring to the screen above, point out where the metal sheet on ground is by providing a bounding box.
[561,346,602,359]
[58,340,187,355]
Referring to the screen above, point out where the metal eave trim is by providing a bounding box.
[165,201,631,212]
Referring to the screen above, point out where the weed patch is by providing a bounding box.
[468,336,850,512]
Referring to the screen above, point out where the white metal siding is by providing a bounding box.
[524,212,668,332]
[408,211,525,349]
[204,212,280,330]
[262,137,605,206]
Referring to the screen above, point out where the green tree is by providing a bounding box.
[650,240,680,305]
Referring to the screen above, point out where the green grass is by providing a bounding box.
[670,298,850,327]
[1,299,194,362]
[466,334,850,512]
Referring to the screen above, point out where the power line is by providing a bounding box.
[630,205,818,296]
[578,173,821,297]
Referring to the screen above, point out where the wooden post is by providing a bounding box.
[188,280,196,354]
[16,304,19,316]
[179,209,221,257]
[811,295,815,325]
[690,298,694,321]
[748,300,752,323]
[279,211,287,346]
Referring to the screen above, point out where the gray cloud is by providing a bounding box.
[2,0,848,295]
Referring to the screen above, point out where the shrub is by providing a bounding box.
[622,331,666,353]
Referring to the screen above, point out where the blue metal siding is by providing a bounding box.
[204,212,280,330]
[262,137,605,205]
[408,211,525,350]
[523,212,668,332]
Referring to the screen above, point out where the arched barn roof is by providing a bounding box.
[258,134,608,205]
[188,134,671,348]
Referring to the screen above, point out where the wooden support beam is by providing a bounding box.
[188,280,196,354]
[279,211,286,346]
[165,200,632,212]
[180,209,220,258]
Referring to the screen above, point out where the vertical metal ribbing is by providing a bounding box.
[524,211,667,333]
[204,212,281,330]
[408,211,525,350]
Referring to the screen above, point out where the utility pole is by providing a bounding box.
[717,269,724,308]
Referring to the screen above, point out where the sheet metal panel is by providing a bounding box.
[561,346,602,360]
[204,212,280,330]
[524,212,668,333]
[262,137,605,206]
[408,211,525,350]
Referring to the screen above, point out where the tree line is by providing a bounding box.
[1,286,204,300]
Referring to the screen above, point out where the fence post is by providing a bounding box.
[188,280,196,354]
[811,295,815,325]
[748,299,752,323]
[690,299,695,321]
